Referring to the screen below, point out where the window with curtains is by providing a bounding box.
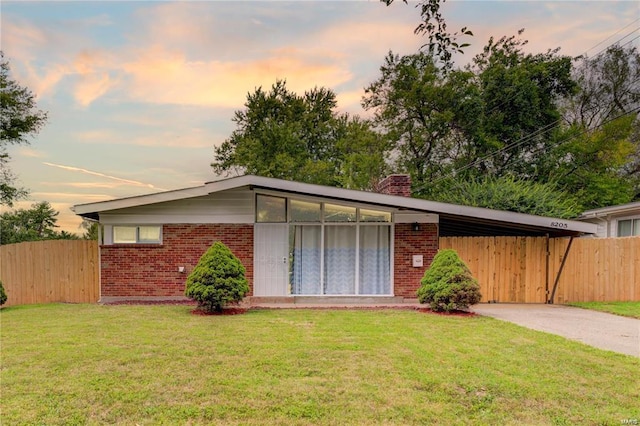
[262,195,391,296]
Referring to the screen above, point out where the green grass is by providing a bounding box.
[567,301,640,319]
[1,304,639,425]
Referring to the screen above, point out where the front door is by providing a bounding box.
[253,224,289,296]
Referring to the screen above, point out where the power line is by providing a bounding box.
[581,17,640,57]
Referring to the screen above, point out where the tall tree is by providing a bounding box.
[560,44,640,203]
[466,31,577,178]
[0,201,78,245]
[0,52,48,206]
[362,51,481,190]
[212,80,389,189]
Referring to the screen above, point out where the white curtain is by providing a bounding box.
[359,226,391,294]
[290,226,321,294]
[324,226,356,294]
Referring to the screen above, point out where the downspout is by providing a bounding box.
[547,236,574,304]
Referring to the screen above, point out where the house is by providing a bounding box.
[578,201,640,237]
[72,174,596,304]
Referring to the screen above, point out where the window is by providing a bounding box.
[256,195,287,222]
[324,203,356,222]
[618,219,640,237]
[113,226,162,244]
[290,200,321,222]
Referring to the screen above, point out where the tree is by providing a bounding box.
[81,219,101,240]
[1,52,48,206]
[430,175,581,219]
[382,0,473,71]
[464,30,577,179]
[362,51,481,189]
[560,44,640,203]
[212,80,388,189]
[184,241,249,313]
[0,201,79,244]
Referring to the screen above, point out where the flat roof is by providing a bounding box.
[73,174,596,237]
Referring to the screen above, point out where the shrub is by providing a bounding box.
[0,280,7,306]
[417,249,481,312]
[184,241,249,313]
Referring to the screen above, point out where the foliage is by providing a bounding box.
[80,220,101,241]
[564,44,639,129]
[561,44,640,203]
[212,80,389,190]
[184,241,249,312]
[417,249,481,312]
[548,116,637,210]
[0,280,6,306]
[362,51,480,186]
[430,175,581,218]
[382,0,473,70]
[0,52,48,206]
[0,201,79,245]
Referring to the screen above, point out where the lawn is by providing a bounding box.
[1,304,639,425]
[567,301,640,319]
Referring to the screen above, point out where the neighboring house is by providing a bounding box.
[578,201,640,238]
[72,174,596,304]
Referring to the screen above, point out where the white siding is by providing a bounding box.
[99,189,254,225]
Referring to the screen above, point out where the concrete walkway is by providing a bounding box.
[471,304,640,357]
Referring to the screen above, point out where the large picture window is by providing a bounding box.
[275,196,391,296]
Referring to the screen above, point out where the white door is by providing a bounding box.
[253,224,289,296]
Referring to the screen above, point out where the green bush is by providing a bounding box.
[417,249,481,312]
[0,280,7,306]
[184,242,249,313]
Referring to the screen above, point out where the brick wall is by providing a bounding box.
[101,224,253,298]
[378,174,412,197]
[393,223,438,298]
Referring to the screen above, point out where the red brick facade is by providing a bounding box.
[393,223,438,298]
[100,222,438,301]
[101,224,253,298]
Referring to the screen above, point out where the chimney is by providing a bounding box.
[377,174,412,197]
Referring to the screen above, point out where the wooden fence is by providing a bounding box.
[440,236,640,303]
[0,240,99,307]
[1,237,637,306]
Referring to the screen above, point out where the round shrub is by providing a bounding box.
[184,242,249,313]
[0,280,6,306]
[417,249,481,312]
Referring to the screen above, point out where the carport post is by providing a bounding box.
[547,236,574,304]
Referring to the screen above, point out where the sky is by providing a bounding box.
[1,0,638,234]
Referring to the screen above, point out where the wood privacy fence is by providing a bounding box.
[0,237,637,306]
[0,240,99,307]
[440,236,640,303]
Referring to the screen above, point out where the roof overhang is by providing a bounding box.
[72,174,597,237]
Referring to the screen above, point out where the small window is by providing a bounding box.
[324,203,356,222]
[113,226,162,244]
[618,219,640,237]
[359,208,391,223]
[256,195,287,223]
[290,200,321,222]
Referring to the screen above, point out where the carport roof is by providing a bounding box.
[72,174,596,237]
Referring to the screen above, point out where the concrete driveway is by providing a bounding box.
[471,304,640,357]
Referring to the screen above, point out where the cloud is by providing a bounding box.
[16,147,46,158]
[42,162,167,190]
